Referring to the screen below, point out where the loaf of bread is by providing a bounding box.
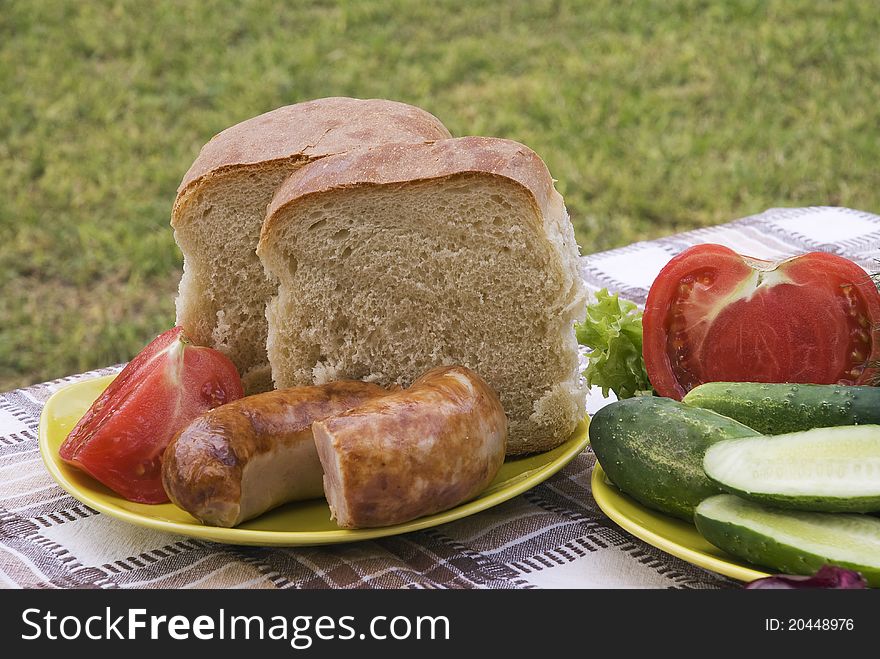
[257,136,586,454]
[171,98,451,393]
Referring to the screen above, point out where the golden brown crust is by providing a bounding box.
[313,366,508,529]
[161,380,387,527]
[172,97,451,225]
[259,136,557,247]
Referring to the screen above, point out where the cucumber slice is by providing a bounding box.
[695,495,880,586]
[683,382,880,435]
[703,425,880,512]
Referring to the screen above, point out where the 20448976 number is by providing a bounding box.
[765,619,854,631]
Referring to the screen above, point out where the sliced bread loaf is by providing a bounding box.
[171,98,451,393]
[257,137,586,454]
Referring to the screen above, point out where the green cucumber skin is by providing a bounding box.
[695,497,880,586]
[708,486,880,514]
[589,396,760,521]
[682,382,880,435]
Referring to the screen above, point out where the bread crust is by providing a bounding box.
[259,136,557,246]
[172,97,451,226]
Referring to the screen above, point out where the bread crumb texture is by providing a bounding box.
[171,98,451,394]
[260,137,586,454]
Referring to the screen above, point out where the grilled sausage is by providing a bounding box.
[161,381,387,527]
[313,366,508,529]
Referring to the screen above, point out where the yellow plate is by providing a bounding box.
[591,463,769,583]
[39,374,590,547]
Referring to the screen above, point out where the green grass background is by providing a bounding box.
[2,0,879,390]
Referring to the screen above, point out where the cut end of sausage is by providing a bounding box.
[313,420,353,528]
[313,365,508,529]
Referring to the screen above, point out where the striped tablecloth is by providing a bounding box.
[2,206,878,589]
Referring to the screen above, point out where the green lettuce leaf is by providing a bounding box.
[576,288,652,399]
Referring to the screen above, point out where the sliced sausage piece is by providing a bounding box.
[313,366,508,529]
[162,381,387,527]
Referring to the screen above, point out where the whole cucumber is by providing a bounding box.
[683,382,880,435]
[589,396,759,521]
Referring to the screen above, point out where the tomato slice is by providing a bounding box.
[643,245,880,400]
[59,327,244,503]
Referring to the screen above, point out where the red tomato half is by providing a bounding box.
[59,326,243,503]
[643,245,880,400]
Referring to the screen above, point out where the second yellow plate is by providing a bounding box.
[591,463,769,583]
[39,375,591,547]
